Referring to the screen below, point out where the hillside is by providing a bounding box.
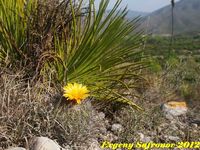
[143,0,200,35]
[126,10,148,19]
[106,10,148,19]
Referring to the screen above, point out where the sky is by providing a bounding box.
[94,0,180,12]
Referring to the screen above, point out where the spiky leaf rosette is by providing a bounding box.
[41,0,147,110]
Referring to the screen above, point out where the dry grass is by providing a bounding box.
[0,63,200,149]
[0,70,106,149]
[114,102,200,144]
[111,66,200,144]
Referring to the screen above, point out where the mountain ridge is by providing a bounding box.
[126,10,148,19]
[125,0,200,35]
[143,0,200,35]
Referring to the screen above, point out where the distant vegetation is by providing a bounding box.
[144,35,200,58]
[144,34,200,103]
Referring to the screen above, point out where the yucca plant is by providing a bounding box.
[0,0,82,74]
[0,0,36,66]
[0,0,147,109]
[41,0,147,110]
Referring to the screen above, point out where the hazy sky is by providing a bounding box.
[94,0,180,12]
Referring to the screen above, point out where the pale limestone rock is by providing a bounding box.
[191,123,198,128]
[164,135,181,142]
[111,124,123,133]
[6,148,26,150]
[87,139,101,150]
[161,101,188,119]
[29,137,62,150]
[138,133,152,142]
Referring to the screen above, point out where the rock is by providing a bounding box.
[105,119,110,127]
[164,135,181,142]
[138,133,152,142]
[102,132,118,141]
[6,148,26,150]
[87,139,101,150]
[150,131,157,137]
[29,137,62,150]
[157,126,162,133]
[191,123,198,128]
[62,145,72,150]
[190,119,200,126]
[161,101,188,119]
[111,124,123,134]
[98,112,105,120]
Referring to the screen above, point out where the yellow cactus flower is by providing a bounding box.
[63,83,89,104]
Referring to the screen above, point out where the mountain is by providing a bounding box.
[143,0,200,35]
[126,10,148,19]
[105,10,148,20]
